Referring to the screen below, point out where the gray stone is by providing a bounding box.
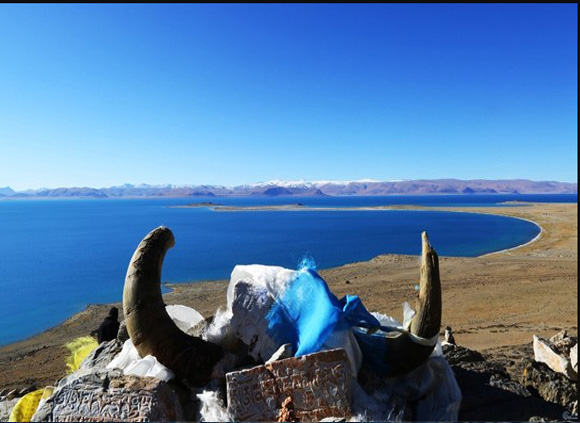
[266,343,293,364]
[230,281,279,362]
[227,348,352,422]
[80,339,123,372]
[442,343,485,366]
[35,369,124,421]
[533,335,577,381]
[549,330,577,357]
[57,365,124,389]
[444,343,571,422]
[186,317,209,338]
[549,330,573,348]
[488,374,531,397]
[38,375,183,422]
[0,398,19,421]
[517,357,578,411]
[28,387,55,423]
[570,343,578,374]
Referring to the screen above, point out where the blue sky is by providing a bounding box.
[0,4,577,190]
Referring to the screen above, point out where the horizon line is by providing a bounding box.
[2,177,578,193]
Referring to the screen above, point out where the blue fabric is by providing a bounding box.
[266,267,381,356]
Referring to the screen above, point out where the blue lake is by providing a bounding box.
[0,194,575,346]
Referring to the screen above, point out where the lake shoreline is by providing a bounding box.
[0,202,576,392]
[176,201,546,258]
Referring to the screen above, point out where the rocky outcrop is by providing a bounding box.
[516,357,578,414]
[533,331,578,381]
[443,343,577,422]
[3,334,576,422]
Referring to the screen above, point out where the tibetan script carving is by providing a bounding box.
[50,376,183,422]
[227,348,352,421]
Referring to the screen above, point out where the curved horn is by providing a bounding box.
[410,231,442,339]
[123,226,223,386]
[382,231,442,376]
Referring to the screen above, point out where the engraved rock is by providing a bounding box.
[227,348,352,422]
[37,375,183,422]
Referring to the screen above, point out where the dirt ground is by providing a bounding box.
[0,203,576,393]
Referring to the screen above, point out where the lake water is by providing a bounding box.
[0,194,575,346]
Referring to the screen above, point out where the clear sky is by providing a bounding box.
[0,4,577,190]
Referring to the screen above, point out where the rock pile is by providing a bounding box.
[21,328,577,422]
[19,227,463,422]
[533,330,578,382]
[444,334,578,422]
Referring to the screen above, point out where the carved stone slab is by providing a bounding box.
[226,348,352,422]
[50,375,183,422]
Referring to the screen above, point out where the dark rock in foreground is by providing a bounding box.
[443,343,577,422]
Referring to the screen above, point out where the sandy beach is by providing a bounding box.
[0,202,576,393]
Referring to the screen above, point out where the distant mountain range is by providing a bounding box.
[0,179,576,198]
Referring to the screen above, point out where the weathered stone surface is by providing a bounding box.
[36,375,183,422]
[570,343,578,374]
[0,398,19,421]
[186,316,209,338]
[230,281,279,362]
[28,387,55,422]
[488,374,531,397]
[444,344,569,422]
[266,343,293,364]
[516,357,578,411]
[549,330,576,351]
[442,343,484,366]
[81,339,123,372]
[227,348,352,422]
[533,335,577,381]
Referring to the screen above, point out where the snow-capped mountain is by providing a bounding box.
[2,179,576,198]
